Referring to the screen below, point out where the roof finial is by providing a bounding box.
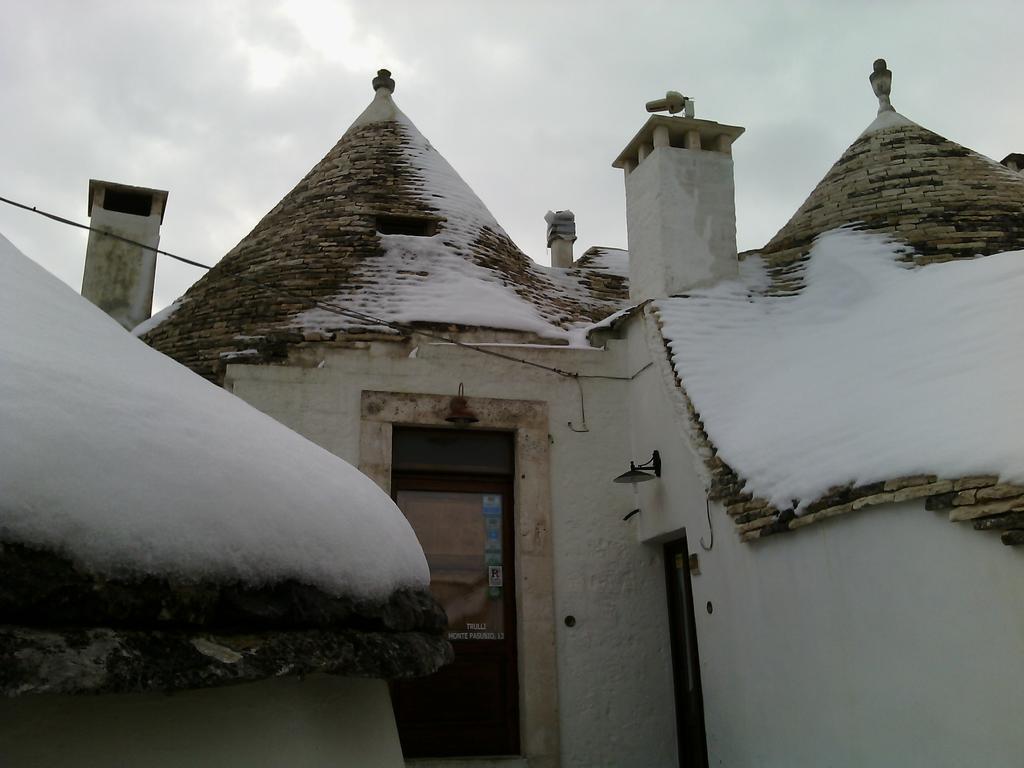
[870,59,894,114]
[372,69,395,94]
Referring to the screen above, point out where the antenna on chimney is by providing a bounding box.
[645,91,694,118]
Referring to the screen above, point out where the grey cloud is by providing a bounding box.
[2,1,1021,312]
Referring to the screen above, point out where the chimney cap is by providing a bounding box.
[545,209,577,246]
[87,179,169,223]
[612,115,744,170]
[372,69,395,94]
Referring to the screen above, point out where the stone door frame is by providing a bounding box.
[360,390,560,768]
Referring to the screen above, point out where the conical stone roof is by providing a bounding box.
[142,74,628,382]
[759,111,1024,294]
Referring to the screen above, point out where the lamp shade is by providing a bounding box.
[613,467,658,484]
[612,451,661,484]
[445,383,478,425]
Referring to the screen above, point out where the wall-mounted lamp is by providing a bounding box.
[445,383,479,426]
[613,450,661,484]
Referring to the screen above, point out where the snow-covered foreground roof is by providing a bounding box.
[0,233,428,598]
[657,228,1024,511]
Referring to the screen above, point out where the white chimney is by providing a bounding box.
[545,209,576,268]
[612,101,744,302]
[81,180,168,330]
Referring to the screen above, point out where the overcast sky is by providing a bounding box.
[2,1,1022,312]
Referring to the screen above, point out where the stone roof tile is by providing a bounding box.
[760,119,1024,292]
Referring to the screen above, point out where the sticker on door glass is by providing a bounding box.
[488,565,503,587]
[484,515,502,553]
[482,495,502,517]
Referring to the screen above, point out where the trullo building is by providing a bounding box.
[81,60,1024,766]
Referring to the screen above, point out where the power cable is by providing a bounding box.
[1,193,648,383]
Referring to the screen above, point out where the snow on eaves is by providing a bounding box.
[294,98,627,340]
[0,233,428,598]
[390,118,629,336]
[297,230,573,340]
[131,297,184,337]
[576,247,629,276]
[295,96,563,338]
[657,228,1024,511]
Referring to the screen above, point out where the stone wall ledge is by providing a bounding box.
[948,496,1024,523]
[724,474,1024,547]
[0,541,447,635]
[1,624,453,697]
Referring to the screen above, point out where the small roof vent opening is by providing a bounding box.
[103,188,154,217]
[376,215,438,237]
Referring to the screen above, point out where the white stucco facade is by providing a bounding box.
[209,296,1024,768]
[0,676,404,767]
[619,308,1024,767]
[224,337,678,768]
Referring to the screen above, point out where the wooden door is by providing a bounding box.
[390,429,519,757]
[665,536,708,767]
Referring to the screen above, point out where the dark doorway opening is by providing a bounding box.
[391,428,519,758]
[664,536,709,767]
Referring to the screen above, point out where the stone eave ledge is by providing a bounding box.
[658,336,1024,549]
[724,473,1024,546]
[0,542,452,697]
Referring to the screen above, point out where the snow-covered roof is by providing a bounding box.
[657,90,1024,544]
[0,232,428,599]
[575,245,629,274]
[658,228,1024,514]
[142,76,629,382]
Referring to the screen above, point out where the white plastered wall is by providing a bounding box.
[0,676,403,767]
[624,310,1024,767]
[225,339,677,768]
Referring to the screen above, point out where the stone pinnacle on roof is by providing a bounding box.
[372,68,395,94]
[869,58,894,114]
[757,60,1024,293]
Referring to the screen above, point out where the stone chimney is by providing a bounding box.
[1001,153,1024,173]
[612,96,744,302]
[545,210,576,268]
[81,180,168,330]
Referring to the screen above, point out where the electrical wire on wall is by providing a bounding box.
[700,496,714,551]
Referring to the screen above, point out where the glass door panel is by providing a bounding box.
[397,490,507,640]
[391,475,519,757]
